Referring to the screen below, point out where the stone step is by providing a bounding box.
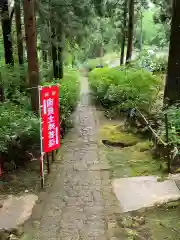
[0,194,38,238]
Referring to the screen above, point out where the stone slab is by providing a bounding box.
[0,194,38,230]
[112,176,180,213]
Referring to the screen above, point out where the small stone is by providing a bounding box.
[24,190,29,193]
[133,216,145,225]
[9,234,18,240]
[32,220,40,229]
[11,226,24,237]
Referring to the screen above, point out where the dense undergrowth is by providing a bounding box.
[89,66,162,117]
[0,64,79,169]
[89,51,180,172]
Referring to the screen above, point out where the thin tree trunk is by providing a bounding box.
[57,23,63,79]
[57,44,63,79]
[23,0,39,113]
[15,0,24,65]
[164,0,180,103]
[120,0,128,65]
[126,0,134,64]
[1,0,14,65]
[51,27,59,79]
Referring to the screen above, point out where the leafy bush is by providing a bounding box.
[42,68,80,126]
[150,56,168,74]
[0,66,79,168]
[89,67,162,116]
[134,50,168,74]
[157,105,180,146]
[84,58,108,72]
[0,102,39,166]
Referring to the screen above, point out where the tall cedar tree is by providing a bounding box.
[126,0,134,64]
[1,0,14,65]
[23,0,40,113]
[15,0,24,65]
[120,0,128,65]
[164,0,180,103]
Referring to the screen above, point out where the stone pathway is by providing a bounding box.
[24,77,117,240]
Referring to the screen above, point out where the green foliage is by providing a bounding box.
[0,64,30,107]
[0,102,39,154]
[0,66,79,167]
[85,58,104,71]
[89,67,162,116]
[134,50,168,73]
[136,8,168,48]
[59,69,80,124]
[157,105,180,146]
[42,67,80,125]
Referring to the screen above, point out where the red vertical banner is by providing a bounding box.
[39,85,60,153]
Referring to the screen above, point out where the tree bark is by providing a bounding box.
[15,0,24,65]
[51,27,59,79]
[23,0,40,113]
[1,0,14,65]
[57,44,63,79]
[57,23,63,79]
[164,0,180,103]
[120,0,128,65]
[126,0,134,64]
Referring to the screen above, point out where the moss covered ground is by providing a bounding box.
[100,124,166,178]
[99,121,180,239]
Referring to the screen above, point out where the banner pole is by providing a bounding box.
[39,86,45,188]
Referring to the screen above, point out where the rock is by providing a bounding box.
[11,226,24,237]
[9,234,18,240]
[134,216,145,225]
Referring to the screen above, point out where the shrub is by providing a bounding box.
[150,56,168,74]
[84,58,108,72]
[0,102,39,166]
[89,67,162,116]
[42,68,80,126]
[157,105,180,146]
[134,50,168,74]
[0,64,29,100]
[0,67,80,168]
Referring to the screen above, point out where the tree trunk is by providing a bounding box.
[23,0,39,113]
[126,0,134,64]
[51,27,59,79]
[1,0,14,65]
[15,0,24,65]
[164,0,180,103]
[57,44,63,79]
[120,0,128,65]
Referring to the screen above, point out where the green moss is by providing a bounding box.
[99,124,165,178]
[100,125,140,146]
[99,123,178,240]
[115,201,180,239]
